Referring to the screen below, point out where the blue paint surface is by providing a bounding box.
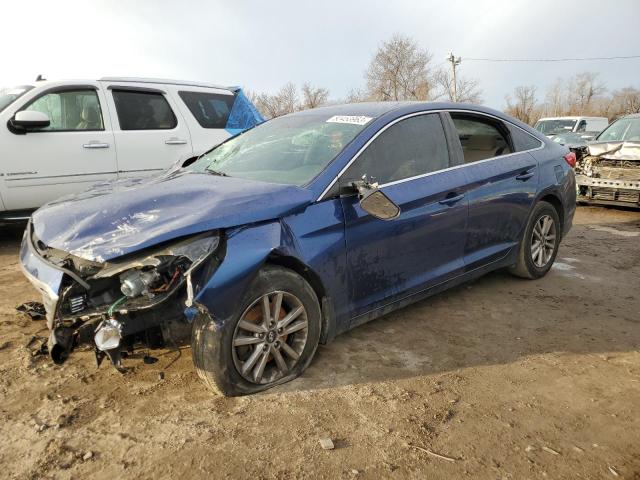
[26,102,576,336]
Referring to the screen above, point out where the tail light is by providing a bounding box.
[564,152,576,168]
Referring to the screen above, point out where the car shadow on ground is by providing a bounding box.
[278,256,639,394]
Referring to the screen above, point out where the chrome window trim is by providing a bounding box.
[317,108,544,201]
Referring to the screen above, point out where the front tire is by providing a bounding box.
[191,266,321,396]
[509,201,561,279]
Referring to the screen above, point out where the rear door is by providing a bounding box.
[339,113,469,323]
[0,84,117,211]
[100,82,193,178]
[169,86,235,155]
[445,112,541,270]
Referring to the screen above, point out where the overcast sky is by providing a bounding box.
[3,0,639,109]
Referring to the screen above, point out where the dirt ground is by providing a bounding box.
[1,206,639,480]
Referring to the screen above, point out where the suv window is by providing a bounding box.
[178,91,235,128]
[342,114,450,185]
[508,125,543,151]
[24,89,103,131]
[451,114,512,163]
[112,90,177,130]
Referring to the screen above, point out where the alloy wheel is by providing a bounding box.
[231,291,309,385]
[531,214,556,268]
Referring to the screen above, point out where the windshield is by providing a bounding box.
[188,113,372,185]
[0,85,33,113]
[534,119,577,135]
[596,118,640,142]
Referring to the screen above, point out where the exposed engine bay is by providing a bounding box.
[22,224,222,371]
[575,142,640,208]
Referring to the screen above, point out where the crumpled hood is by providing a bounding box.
[32,171,314,262]
[587,141,640,160]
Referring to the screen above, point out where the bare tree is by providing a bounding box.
[610,87,640,117]
[505,85,539,124]
[542,78,566,117]
[301,83,329,109]
[566,72,606,114]
[253,82,299,119]
[432,69,482,103]
[365,33,433,101]
[345,87,369,103]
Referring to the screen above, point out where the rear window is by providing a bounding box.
[178,91,235,129]
[451,115,512,163]
[112,90,177,130]
[508,125,543,151]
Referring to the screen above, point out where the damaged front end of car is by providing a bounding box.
[20,222,223,371]
[575,141,640,208]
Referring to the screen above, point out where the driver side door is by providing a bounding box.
[1,85,117,211]
[338,113,469,325]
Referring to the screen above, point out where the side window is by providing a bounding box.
[341,114,449,185]
[451,114,512,163]
[24,89,104,131]
[112,90,177,130]
[508,125,543,151]
[178,91,235,128]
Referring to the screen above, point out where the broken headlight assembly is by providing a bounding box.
[44,232,221,365]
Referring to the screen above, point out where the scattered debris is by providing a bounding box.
[608,466,620,477]
[572,445,584,453]
[319,438,335,450]
[351,469,359,475]
[83,451,93,461]
[143,355,159,364]
[525,445,536,453]
[16,301,46,320]
[542,446,560,455]
[409,444,457,463]
[158,372,165,381]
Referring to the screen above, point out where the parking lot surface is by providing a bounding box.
[1,206,639,479]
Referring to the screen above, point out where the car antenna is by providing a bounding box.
[35,74,46,81]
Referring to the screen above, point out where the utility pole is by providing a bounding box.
[446,52,462,102]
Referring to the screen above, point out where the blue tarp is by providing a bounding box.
[225,88,264,136]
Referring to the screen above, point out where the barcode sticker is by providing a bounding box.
[326,115,373,125]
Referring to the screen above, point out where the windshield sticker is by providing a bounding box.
[326,115,373,126]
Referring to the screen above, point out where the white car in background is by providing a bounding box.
[0,77,263,222]
[534,116,609,138]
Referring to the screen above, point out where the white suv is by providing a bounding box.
[0,77,263,221]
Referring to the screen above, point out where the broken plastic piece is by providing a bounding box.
[16,301,46,320]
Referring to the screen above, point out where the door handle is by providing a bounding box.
[165,138,188,145]
[439,193,465,205]
[83,142,110,149]
[515,171,535,181]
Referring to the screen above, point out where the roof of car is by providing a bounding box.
[98,77,235,92]
[21,77,236,92]
[537,116,607,121]
[288,101,515,120]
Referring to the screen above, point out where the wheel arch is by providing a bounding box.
[538,191,564,237]
[264,252,336,344]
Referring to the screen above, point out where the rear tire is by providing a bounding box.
[509,201,561,279]
[191,265,321,396]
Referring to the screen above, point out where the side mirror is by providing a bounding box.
[10,110,50,131]
[352,177,400,221]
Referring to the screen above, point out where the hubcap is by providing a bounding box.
[531,214,556,268]
[232,291,308,385]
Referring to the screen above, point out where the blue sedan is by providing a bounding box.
[20,102,576,395]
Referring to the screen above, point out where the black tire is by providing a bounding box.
[509,201,561,279]
[191,265,321,396]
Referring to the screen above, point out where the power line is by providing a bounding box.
[464,55,640,63]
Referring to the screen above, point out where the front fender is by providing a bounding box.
[187,221,293,326]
